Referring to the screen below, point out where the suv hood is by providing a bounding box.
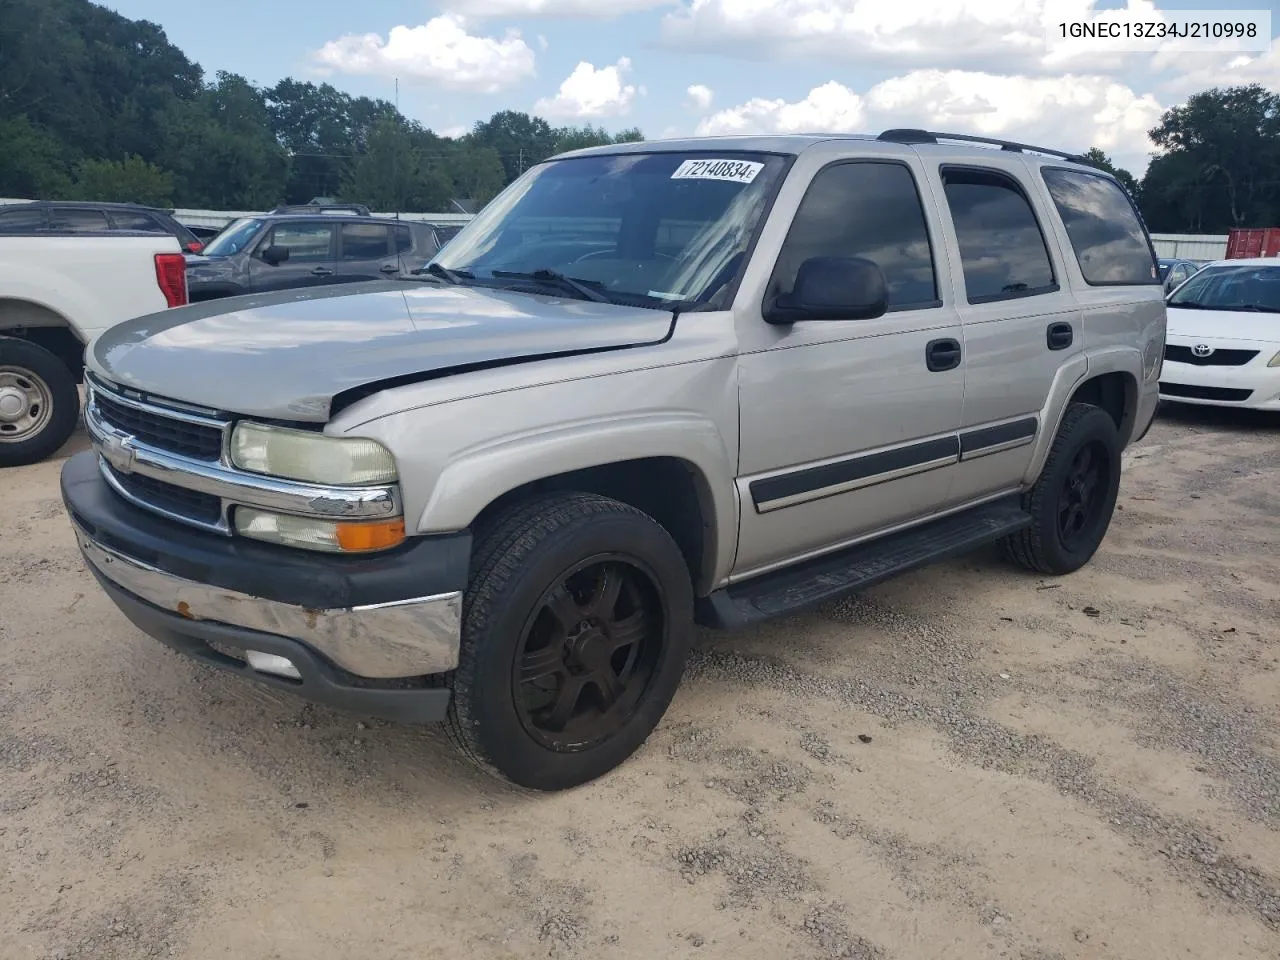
[88,281,674,421]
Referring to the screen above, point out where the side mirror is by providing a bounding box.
[765,256,888,324]
[261,244,290,266]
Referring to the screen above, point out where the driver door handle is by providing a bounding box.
[925,338,962,372]
[379,263,399,274]
[310,267,333,277]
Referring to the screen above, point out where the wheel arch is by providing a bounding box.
[0,298,86,381]
[414,418,739,596]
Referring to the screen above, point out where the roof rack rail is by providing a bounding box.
[876,129,1089,164]
[270,202,372,216]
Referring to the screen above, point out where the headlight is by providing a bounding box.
[235,508,406,553]
[1268,350,1280,368]
[231,422,397,485]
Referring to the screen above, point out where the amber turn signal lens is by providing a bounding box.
[334,518,406,552]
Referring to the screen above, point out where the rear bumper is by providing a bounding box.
[61,449,471,723]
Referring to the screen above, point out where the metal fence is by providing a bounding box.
[1149,234,1228,260]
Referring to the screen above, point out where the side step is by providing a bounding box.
[697,496,1032,630]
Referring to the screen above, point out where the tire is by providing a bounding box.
[1002,402,1122,576]
[446,492,695,791]
[0,338,80,468]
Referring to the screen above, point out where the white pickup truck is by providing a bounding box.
[0,233,188,466]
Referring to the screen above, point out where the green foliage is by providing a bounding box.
[1080,148,1141,203]
[71,155,174,207]
[0,0,650,212]
[1140,85,1280,232]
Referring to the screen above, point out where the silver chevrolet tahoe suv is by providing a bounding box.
[62,131,1165,791]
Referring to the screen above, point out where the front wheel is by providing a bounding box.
[446,493,694,790]
[1002,402,1122,575]
[0,338,80,468]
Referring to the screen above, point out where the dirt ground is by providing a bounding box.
[2,405,1277,960]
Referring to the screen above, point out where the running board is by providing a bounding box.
[697,497,1032,629]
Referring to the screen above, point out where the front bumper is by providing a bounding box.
[61,450,471,723]
[1159,355,1280,412]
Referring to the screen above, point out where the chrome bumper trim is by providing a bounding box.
[84,399,400,529]
[77,531,461,678]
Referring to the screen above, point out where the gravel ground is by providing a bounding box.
[1,404,1277,960]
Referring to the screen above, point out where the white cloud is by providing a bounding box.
[1156,45,1280,101]
[685,84,714,110]
[534,58,638,119]
[445,0,673,18]
[697,70,1165,173]
[661,0,1185,74]
[697,81,865,135]
[313,15,535,93]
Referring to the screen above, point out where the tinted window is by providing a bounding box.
[1168,264,1280,312]
[265,223,333,262]
[1042,168,1157,285]
[772,161,937,309]
[0,207,45,232]
[942,169,1056,303]
[340,223,391,260]
[48,208,111,233]
[112,211,169,232]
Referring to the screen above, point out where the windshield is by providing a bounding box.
[202,217,263,257]
[1167,264,1280,313]
[431,151,788,309]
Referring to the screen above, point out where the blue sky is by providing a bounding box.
[104,0,1279,173]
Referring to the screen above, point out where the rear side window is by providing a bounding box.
[340,223,392,260]
[395,225,414,254]
[772,161,938,310]
[941,168,1056,303]
[110,211,163,232]
[49,208,111,233]
[1041,168,1158,285]
[0,207,45,231]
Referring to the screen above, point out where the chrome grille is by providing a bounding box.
[89,377,226,461]
[103,463,224,525]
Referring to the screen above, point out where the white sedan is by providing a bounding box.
[1159,258,1280,411]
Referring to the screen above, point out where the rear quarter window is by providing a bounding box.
[1041,168,1158,285]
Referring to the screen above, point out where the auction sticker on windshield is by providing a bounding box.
[671,159,763,183]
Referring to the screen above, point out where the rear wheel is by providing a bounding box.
[0,338,80,468]
[1002,402,1122,575]
[446,492,694,790]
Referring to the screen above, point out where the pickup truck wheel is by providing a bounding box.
[446,493,694,791]
[1002,402,1121,575]
[0,339,80,468]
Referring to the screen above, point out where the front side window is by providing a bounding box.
[1168,265,1280,313]
[942,168,1056,303]
[1041,168,1157,285]
[49,208,111,233]
[432,151,788,309]
[770,161,938,311]
[203,218,263,257]
[264,223,333,262]
[0,207,45,232]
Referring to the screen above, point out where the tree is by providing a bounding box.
[551,124,646,154]
[1146,85,1280,230]
[72,155,174,206]
[1080,147,1141,202]
[341,117,452,212]
[471,110,558,181]
[0,115,73,198]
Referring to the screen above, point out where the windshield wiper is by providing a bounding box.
[491,268,613,304]
[1236,304,1280,313]
[412,262,472,284]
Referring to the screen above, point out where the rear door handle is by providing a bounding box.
[1047,321,1073,351]
[925,338,962,372]
[379,263,399,274]
[310,266,333,277]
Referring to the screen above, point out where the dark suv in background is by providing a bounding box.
[0,200,206,252]
[184,212,454,301]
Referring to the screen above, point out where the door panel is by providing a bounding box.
[733,157,965,577]
[922,159,1084,506]
[337,222,400,282]
[248,222,337,292]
